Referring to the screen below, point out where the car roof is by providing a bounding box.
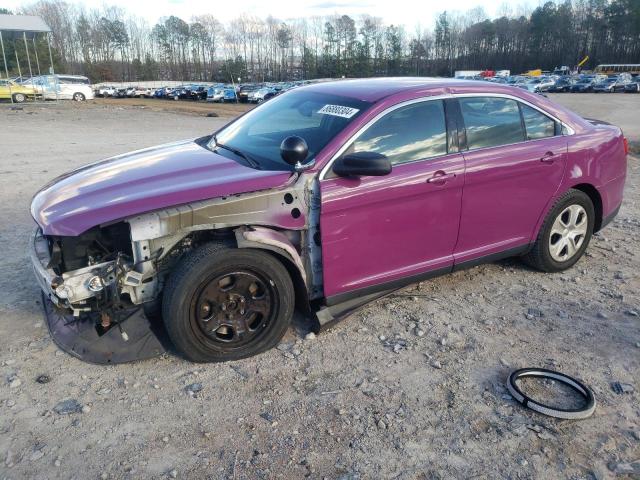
[297,77,553,102]
[297,77,592,135]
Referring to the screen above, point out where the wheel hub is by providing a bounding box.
[549,204,588,262]
[192,271,273,345]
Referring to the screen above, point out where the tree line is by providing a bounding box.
[1,0,639,83]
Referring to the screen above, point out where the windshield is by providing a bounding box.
[209,89,371,171]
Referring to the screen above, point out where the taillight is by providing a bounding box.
[623,137,629,155]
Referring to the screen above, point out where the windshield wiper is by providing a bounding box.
[212,135,261,169]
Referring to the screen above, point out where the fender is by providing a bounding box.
[234,226,307,286]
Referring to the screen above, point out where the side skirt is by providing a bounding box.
[315,244,531,331]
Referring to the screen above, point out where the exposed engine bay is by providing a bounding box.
[30,175,323,363]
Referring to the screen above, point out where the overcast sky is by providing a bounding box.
[4,0,541,29]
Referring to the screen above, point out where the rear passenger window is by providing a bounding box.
[459,97,524,149]
[521,104,556,139]
[351,100,447,165]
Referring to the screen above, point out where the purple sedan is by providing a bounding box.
[30,78,628,363]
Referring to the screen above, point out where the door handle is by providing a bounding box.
[427,171,456,184]
[540,151,558,163]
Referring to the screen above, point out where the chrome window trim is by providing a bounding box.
[454,92,575,136]
[319,92,575,181]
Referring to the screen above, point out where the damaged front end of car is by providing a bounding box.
[30,172,322,364]
[31,222,172,364]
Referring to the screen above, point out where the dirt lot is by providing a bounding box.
[0,94,638,480]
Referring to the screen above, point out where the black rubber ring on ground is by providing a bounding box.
[506,367,596,420]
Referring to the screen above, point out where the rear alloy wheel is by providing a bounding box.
[548,204,589,263]
[73,92,86,101]
[524,189,594,272]
[162,243,294,362]
[12,93,26,103]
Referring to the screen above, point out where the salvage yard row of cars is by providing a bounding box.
[4,71,639,104]
[95,81,307,103]
[478,72,640,94]
[92,71,640,107]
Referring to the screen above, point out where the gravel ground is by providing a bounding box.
[0,95,638,480]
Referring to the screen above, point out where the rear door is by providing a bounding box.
[320,98,465,303]
[453,96,567,264]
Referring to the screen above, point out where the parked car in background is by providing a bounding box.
[97,85,117,97]
[175,85,192,100]
[24,75,94,101]
[189,86,208,101]
[112,87,129,98]
[250,87,277,103]
[207,87,225,102]
[30,78,627,364]
[238,84,260,103]
[593,73,633,93]
[548,77,573,92]
[0,79,39,102]
[222,87,237,102]
[570,77,595,92]
[129,87,154,98]
[624,81,639,93]
[520,76,555,93]
[154,87,175,99]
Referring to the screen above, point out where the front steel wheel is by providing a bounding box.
[162,243,295,362]
[524,189,594,272]
[192,270,276,347]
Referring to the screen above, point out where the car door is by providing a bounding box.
[56,79,73,99]
[453,96,567,265]
[0,80,9,99]
[319,98,465,303]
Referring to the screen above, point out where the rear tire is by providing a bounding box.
[523,189,594,272]
[12,93,26,103]
[162,243,295,362]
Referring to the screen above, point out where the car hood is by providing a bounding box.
[31,138,294,236]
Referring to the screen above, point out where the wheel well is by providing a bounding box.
[263,250,312,315]
[572,183,603,231]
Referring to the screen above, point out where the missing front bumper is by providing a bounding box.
[41,292,170,364]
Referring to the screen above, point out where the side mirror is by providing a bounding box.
[280,136,309,167]
[332,151,392,177]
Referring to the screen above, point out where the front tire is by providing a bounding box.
[73,92,85,101]
[12,93,26,103]
[162,243,295,362]
[524,189,594,272]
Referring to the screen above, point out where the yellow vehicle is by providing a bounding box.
[0,79,38,103]
[524,69,542,77]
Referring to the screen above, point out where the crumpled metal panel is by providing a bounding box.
[42,293,170,364]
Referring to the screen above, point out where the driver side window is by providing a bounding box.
[349,100,448,165]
